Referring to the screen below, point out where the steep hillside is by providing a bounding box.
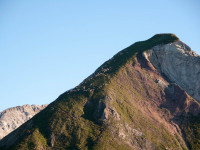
[0,104,47,140]
[0,34,200,150]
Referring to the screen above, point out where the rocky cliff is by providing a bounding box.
[143,41,200,102]
[0,104,47,140]
[0,34,200,150]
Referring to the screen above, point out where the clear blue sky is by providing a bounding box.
[0,0,199,111]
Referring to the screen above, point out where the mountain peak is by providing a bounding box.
[151,33,179,40]
[1,34,200,150]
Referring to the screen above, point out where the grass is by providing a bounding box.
[180,114,200,150]
[14,128,47,150]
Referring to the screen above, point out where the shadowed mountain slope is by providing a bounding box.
[0,34,200,150]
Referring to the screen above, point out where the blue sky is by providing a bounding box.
[0,0,199,111]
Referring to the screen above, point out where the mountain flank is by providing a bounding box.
[0,104,47,140]
[0,34,200,150]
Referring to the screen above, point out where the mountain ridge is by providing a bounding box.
[0,104,47,140]
[1,34,200,150]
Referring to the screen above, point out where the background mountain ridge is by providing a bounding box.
[0,104,47,140]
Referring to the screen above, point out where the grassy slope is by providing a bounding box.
[180,114,200,150]
[104,57,188,150]
[1,34,191,150]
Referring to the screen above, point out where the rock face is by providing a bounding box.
[0,104,47,140]
[143,41,200,101]
[1,34,200,150]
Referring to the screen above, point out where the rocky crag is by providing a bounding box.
[0,104,47,140]
[143,41,200,102]
[0,34,200,150]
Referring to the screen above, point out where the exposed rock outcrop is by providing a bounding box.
[143,41,200,101]
[0,104,47,140]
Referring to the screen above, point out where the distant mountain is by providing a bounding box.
[1,34,200,150]
[0,104,47,140]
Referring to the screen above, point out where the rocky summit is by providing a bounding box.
[0,34,200,150]
[0,104,47,140]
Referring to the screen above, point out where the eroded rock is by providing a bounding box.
[143,41,200,102]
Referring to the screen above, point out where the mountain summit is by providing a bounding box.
[1,34,200,150]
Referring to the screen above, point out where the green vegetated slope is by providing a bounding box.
[180,114,200,150]
[1,34,199,150]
